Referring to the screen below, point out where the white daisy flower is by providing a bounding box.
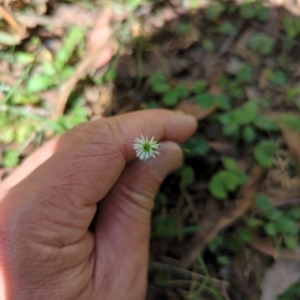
[133,135,160,161]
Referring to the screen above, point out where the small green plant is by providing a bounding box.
[179,165,195,189]
[208,156,247,199]
[282,16,300,38]
[249,33,274,55]
[269,70,288,87]
[2,150,19,167]
[253,140,277,167]
[218,100,259,139]
[239,2,269,21]
[253,115,279,132]
[255,194,299,250]
[148,73,189,106]
[183,137,210,156]
[174,22,191,35]
[236,65,253,83]
[205,3,224,20]
[276,114,300,132]
[26,26,85,93]
[153,192,168,212]
[216,21,236,35]
[231,100,258,125]
[202,39,215,52]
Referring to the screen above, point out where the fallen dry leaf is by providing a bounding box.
[208,141,237,156]
[280,125,300,164]
[180,165,265,268]
[250,235,300,260]
[265,187,300,207]
[86,8,113,69]
[261,248,300,300]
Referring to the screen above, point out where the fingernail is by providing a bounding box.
[151,142,183,180]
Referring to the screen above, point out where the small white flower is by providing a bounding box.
[133,135,160,161]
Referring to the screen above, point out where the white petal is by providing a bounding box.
[133,144,142,149]
[150,136,154,143]
[140,152,146,160]
[151,144,159,149]
[137,150,144,157]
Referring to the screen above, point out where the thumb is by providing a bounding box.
[96,140,182,227]
[93,141,182,295]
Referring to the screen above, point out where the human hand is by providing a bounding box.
[0,109,197,299]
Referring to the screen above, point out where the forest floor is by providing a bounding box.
[2,0,300,299]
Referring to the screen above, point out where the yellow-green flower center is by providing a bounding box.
[143,143,151,152]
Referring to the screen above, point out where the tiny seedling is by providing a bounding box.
[208,156,247,199]
[249,33,274,55]
[253,140,277,167]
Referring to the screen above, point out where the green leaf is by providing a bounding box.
[227,81,243,97]
[148,72,167,86]
[162,90,179,106]
[11,91,39,105]
[208,236,223,253]
[269,70,288,87]
[283,17,300,38]
[183,137,209,156]
[2,150,19,167]
[255,194,272,211]
[239,4,256,19]
[202,39,215,52]
[247,218,264,228]
[276,114,300,132]
[16,52,35,64]
[242,126,256,143]
[216,22,235,35]
[223,122,240,137]
[195,93,213,108]
[264,222,277,236]
[54,26,85,70]
[249,33,274,55]
[208,173,227,199]
[180,165,195,189]
[205,4,224,20]
[266,208,283,221]
[286,208,300,220]
[275,217,298,235]
[0,127,15,143]
[284,235,298,250]
[255,4,269,21]
[152,83,170,93]
[217,256,229,266]
[26,74,54,92]
[175,22,190,35]
[220,170,240,191]
[194,81,207,94]
[213,95,231,110]
[221,156,238,172]
[15,124,34,143]
[253,140,277,167]
[174,84,189,98]
[153,192,168,211]
[236,65,253,83]
[232,169,248,185]
[232,101,258,125]
[254,116,279,131]
[238,227,252,243]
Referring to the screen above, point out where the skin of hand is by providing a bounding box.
[0,109,197,300]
